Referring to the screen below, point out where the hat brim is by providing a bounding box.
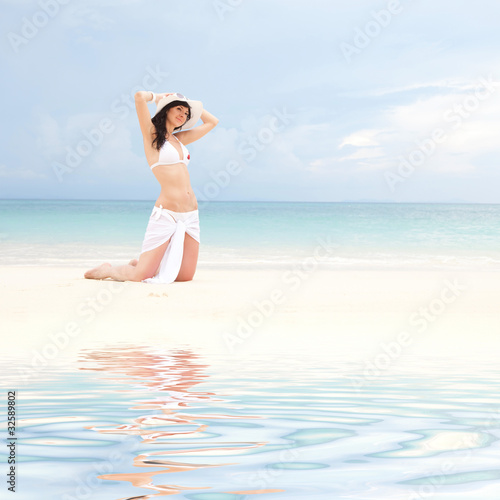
[154,95,203,130]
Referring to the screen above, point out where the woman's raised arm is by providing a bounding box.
[134,91,156,141]
[175,109,219,145]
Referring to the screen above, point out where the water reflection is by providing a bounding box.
[6,350,500,499]
[78,345,282,499]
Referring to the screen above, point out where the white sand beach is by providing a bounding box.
[2,266,499,366]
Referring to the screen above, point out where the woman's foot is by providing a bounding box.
[84,263,112,280]
[128,259,139,266]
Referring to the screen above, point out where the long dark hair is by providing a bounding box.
[151,100,192,151]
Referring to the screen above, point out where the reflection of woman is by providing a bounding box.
[85,91,218,283]
[79,347,268,497]
[79,347,216,494]
[80,346,211,397]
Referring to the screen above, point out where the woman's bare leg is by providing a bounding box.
[84,262,139,281]
[84,240,170,282]
[175,235,200,282]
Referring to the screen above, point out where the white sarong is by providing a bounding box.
[141,205,200,284]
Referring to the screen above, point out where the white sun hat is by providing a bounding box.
[153,93,203,130]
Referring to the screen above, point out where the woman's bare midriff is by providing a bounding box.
[151,162,198,212]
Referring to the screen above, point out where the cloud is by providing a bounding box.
[2,0,500,202]
[339,129,382,148]
[339,148,386,162]
[0,164,47,180]
[336,76,500,177]
[61,7,116,30]
[32,110,145,186]
[352,78,491,97]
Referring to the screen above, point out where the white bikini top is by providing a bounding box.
[150,135,190,170]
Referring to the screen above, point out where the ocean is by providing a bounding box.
[2,199,500,499]
[1,199,500,269]
[2,347,500,499]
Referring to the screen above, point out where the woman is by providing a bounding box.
[84,91,218,283]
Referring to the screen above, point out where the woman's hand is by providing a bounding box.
[154,92,173,104]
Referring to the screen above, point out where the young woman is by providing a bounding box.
[84,91,218,283]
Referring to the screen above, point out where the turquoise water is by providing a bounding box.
[2,346,500,499]
[3,201,499,498]
[1,199,500,269]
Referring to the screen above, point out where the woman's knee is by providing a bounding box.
[175,270,195,282]
[130,274,145,282]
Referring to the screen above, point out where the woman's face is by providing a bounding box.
[167,105,189,127]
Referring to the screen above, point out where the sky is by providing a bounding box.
[1,0,500,203]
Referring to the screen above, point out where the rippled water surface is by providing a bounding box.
[2,347,500,499]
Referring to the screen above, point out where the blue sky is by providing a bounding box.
[1,0,499,203]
